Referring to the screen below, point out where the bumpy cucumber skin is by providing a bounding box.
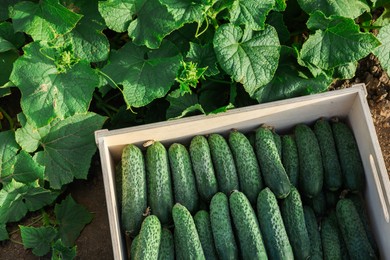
[314,118,343,191]
[194,210,218,260]
[321,211,342,260]
[120,144,147,236]
[336,199,376,259]
[168,143,199,214]
[189,135,218,202]
[208,133,239,195]
[332,121,365,192]
[256,188,293,260]
[229,191,268,259]
[294,123,324,198]
[130,235,139,260]
[273,131,282,158]
[255,126,291,199]
[146,141,174,226]
[158,228,174,260]
[210,192,239,260]
[303,206,323,260]
[281,135,299,187]
[280,187,311,260]
[134,215,161,260]
[229,130,263,205]
[172,203,205,260]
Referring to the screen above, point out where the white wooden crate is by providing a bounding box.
[95,84,390,260]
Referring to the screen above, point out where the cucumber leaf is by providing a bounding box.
[213,23,280,96]
[166,89,205,119]
[297,0,370,19]
[186,42,219,77]
[0,22,25,52]
[333,62,358,80]
[0,224,8,241]
[373,24,390,74]
[229,0,275,30]
[0,50,19,87]
[20,226,58,256]
[159,0,208,24]
[98,0,135,32]
[51,239,77,260]
[0,131,19,181]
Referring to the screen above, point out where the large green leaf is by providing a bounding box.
[297,0,370,19]
[98,0,135,32]
[20,226,58,256]
[0,223,8,241]
[186,42,219,76]
[10,41,100,127]
[15,116,51,153]
[0,50,19,87]
[10,0,82,41]
[373,24,390,74]
[300,13,380,70]
[213,23,280,96]
[55,195,93,247]
[166,89,205,119]
[40,113,106,189]
[160,0,207,24]
[102,40,182,108]
[0,0,19,21]
[0,22,25,52]
[229,0,274,30]
[51,239,77,260]
[0,131,19,181]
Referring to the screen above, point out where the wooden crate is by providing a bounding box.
[95,84,390,260]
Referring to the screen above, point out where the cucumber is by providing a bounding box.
[321,211,342,260]
[168,143,199,214]
[255,126,291,199]
[134,215,161,260]
[120,144,147,236]
[325,190,340,209]
[130,235,139,260]
[336,199,376,259]
[208,133,239,195]
[172,203,205,260]
[332,120,365,192]
[174,229,183,260]
[189,135,218,202]
[280,187,311,260]
[210,192,238,260]
[228,130,263,205]
[158,228,174,260]
[194,210,218,260]
[281,135,299,187]
[314,118,343,191]
[294,123,324,198]
[303,206,323,260]
[256,188,293,260]
[310,190,327,217]
[273,130,282,158]
[146,141,174,226]
[229,191,268,259]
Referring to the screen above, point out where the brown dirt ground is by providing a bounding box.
[0,55,388,259]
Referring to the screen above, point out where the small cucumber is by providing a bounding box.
[168,143,199,214]
[332,120,365,192]
[281,135,299,187]
[280,187,311,260]
[146,141,174,226]
[303,206,323,260]
[172,203,205,260]
[336,199,376,259]
[321,211,342,260]
[294,123,324,198]
[229,130,263,205]
[189,135,218,202]
[210,192,238,260]
[255,126,291,199]
[158,228,174,260]
[134,215,162,260]
[257,188,293,260]
[120,144,147,236]
[208,133,239,195]
[194,210,218,260]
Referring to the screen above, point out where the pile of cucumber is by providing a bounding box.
[117,117,379,259]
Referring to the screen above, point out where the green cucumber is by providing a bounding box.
[172,203,205,260]
[130,235,139,260]
[168,143,199,214]
[273,130,282,158]
[314,118,343,191]
[194,210,218,260]
[255,126,291,199]
[210,192,238,260]
[134,215,161,260]
[280,187,311,260]
[158,228,174,260]
[208,133,239,195]
[294,123,324,198]
[303,206,323,260]
[146,141,174,226]
[325,190,340,209]
[281,135,299,187]
[189,135,218,202]
[311,190,327,217]
[321,211,342,260]
[230,191,268,259]
[336,199,376,259]
[256,188,293,260]
[332,120,365,192]
[229,130,263,205]
[120,144,147,235]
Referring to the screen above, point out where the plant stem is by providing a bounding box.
[10,238,24,245]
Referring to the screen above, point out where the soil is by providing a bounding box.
[0,55,389,259]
